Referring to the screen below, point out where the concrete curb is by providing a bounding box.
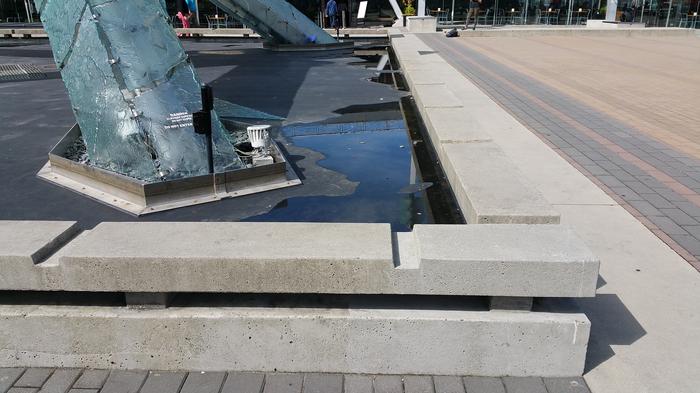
[0,221,598,297]
[0,305,590,376]
[393,33,561,225]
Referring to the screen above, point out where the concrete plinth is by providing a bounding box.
[0,221,599,298]
[0,305,590,377]
[586,20,619,29]
[407,17,438,33]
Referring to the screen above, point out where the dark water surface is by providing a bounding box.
[0,40,444,230]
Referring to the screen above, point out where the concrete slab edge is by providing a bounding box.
[0,304,590,376]
[0,221,598,297]
[391,34,560,225]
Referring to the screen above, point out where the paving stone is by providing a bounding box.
[7,388,38,393]
[634,175,666,190]
[647,215,688,235]
[221,372,264,393]
[71,370,109,389]
[675,201,700,218]
[433,376,464,393]
[659,208,700,226]
[403,376,434,393]
[0,369,25,393]
[14,369,53,388]
[676,177,700,190]
[262,373,302,393]
[542,377,591,393]
[682,225,700,239]
[641,194,675,209]
[501,377,547,393]
[139,371,186,393]
[653,188,691,203]
[581,164,608,176]
[669,233,700,255]
[607,170,637,182]
[624,181,655,194]
[180,372,226,393]
[609,186,644,201]
[628,200,663,216]
[67,390,98,393]
[462,377,505,393]
[344,375,373,393]
[597,175,626,188]
[302,373,342,393]
[38,369,81,393]
[373,375,403,393]
[100,371,147,393]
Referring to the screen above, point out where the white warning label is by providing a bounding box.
[164,112,193,130]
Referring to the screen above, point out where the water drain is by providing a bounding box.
[0,63,47,81]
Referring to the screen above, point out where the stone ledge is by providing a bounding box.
[440,142,560,224]
[0,221,598,297]
[393,34,561,225]
[0,221,79,290]
[0,304,590,376]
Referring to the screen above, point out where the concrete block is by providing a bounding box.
[0,369,24,392]
[502,377,547,393]
[440,142,560,224]
[139,371,186,393]
[100,370,147,393]
[433,376,464,393]
[412,84,463,109]
[422,107,492,144]
[543,377,591,393]
[180,372,225,393]
[462,377,505,393]
[72,370,109,389]
[344,375,373,393]
[413,225,599,297]
[373,376,403,393]
[0,305,591,377]
[0,221,598,298]
[0,221,78,290]
[403,376,434,393]
[221,372,264,393]
[14,368,53,388]
[407,16,437,33]
[586,20,619,29]
[262,373,302,393]
[37,368,81,393]
[302,373,343,393]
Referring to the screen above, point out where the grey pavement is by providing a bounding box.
[0,369,590,393]
[418,33,700,271]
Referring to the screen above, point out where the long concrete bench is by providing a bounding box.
[393,34,560,224]
[0,304,589,376]
[0,221,598,297]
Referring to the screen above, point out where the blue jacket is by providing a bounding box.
[325,0,338,17]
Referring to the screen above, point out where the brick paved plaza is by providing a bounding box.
[0,368,591,393]
[420,33,700,271]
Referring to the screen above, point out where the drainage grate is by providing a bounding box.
[0,63,48,81]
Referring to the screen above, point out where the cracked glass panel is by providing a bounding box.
[36,0,243,182]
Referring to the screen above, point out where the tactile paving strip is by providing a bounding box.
[0,63,48,81]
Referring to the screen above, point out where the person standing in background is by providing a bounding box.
[325,0,340,38]
[465,0,482,30]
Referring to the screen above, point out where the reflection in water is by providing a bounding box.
[244,121,432,231]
